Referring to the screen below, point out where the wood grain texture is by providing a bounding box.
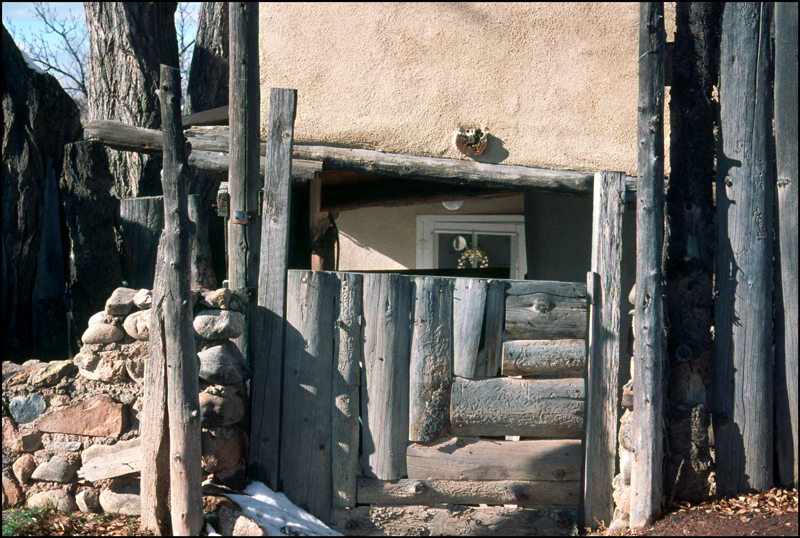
[156,64,203,536]
[450,377,584,438]
[280,270,337,522]
[453,278,488,378]
[249,88,297,490]
[409,277,453,443]
[483,280,506,377]
[357,478,579,509]
[632,3,666,529]
[330,505,578,536]
[774,1,798,489]
[406,436,582,482]
[504,281,587,341]
[361,273,413,479]
[332,272,363,508]
[502,339,586,377]
[713,2,774,496]
[583,171,626,528]
[78,446,141,482]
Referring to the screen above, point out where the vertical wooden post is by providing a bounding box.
[632,3,666,529]
[582,171,625,529]
[157,64,203,536]
[774,1,798,489]
[280,270,337,522]
[249,88,297,489]
[361,273,413,480]
[713,2,774,496]
[332,272,363,508]
[310,173,335,270]
[409,276,453,443]
[227,1,260,358]
[452,278,487,378]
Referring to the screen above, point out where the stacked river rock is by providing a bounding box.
[1,286,250,518]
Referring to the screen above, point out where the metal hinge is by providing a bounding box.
[231,210,257,225]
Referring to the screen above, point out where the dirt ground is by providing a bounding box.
[584,488,798,537]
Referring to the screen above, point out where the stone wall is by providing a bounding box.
[1,285,250,518]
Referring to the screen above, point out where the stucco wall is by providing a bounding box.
[261,2,675,176]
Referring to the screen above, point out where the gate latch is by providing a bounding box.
[216,190,230,218]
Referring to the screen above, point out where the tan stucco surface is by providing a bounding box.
[261,2,675,177]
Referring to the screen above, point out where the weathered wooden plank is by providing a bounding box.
[409,277,453,443]
[774,1,799,489]
[583,171,626,529]
[502,339,585,377]
[78,446,142,482]
[452,278,488,378]
[156,63,203,536]
[361,273,413,480]
[504,281,587,341]
[280,270,337,522]
[631,3,667,529]
[483,280,506,377]
[330,505,578,536]
[713,2,774,497]
[249,88,297,490]
[182,104,228,127]
[450,377,584,438]
[406,436,581,482]
[83,120,320,181]
[332,272,363,508]
[357,478,579,509]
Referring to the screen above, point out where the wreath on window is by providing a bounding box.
[457,246,489,269]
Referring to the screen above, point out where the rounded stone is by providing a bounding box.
[31,456,76,483]
[27,489,78,513]
[76,489,101,513]
[81,323,125,345]
[9,392,46,424]
[12,454,37,484]
[88,310,106,327]
[99,484,140,515]
[122,310,150,341]
[193,310,245,340]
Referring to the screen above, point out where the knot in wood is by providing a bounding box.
[533,299,554,314]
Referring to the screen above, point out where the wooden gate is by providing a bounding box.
[277,270,587,533]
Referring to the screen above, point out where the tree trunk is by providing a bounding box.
[2,25,82,361]
[84,2,179,198]
[664,2,720,502]
[186,1,229,286]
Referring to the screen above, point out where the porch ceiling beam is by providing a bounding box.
[84,120,637,196]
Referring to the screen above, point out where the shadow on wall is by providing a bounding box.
[469,134,510,165]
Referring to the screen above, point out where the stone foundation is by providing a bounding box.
[1,285,250,518]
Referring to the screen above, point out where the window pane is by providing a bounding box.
[477,234,511,269]
[437,233,467,269]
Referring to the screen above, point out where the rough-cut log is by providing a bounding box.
[361,273,413,479]
[3,26,82,361]
[357,478,579,509]
[155,64,203,536]
[774,1,799,490]
[502,340,585,377]
[182,105,229,127]
[249,88,297,490]
[406,436,582,482]
[78,446,142,482]
[713,2,774,497]
[409,277,453,443]
[332,272,362,508]
[664,2,720,502]
[61,142,122,356]
[83,120,320,180]
[280,271,337,523]
[85,3,179,197]
[632,3,667,529]
[452,278,488,378]
[583,171,626,529]
[330,505,578,536]
[450,377,584,438]
[504,281,588,341]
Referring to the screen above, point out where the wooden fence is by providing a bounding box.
[276,270,589,525]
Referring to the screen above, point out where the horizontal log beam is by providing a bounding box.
[504,281,588,340]
[357,478,580,509]
[450,377,584,438]
[83,120,320,180]
[406,436,582,482]
[502,339,586,377]
[182,105,229,127]
[84,120,637,196]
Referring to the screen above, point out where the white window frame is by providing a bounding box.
[416,215,527,279]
